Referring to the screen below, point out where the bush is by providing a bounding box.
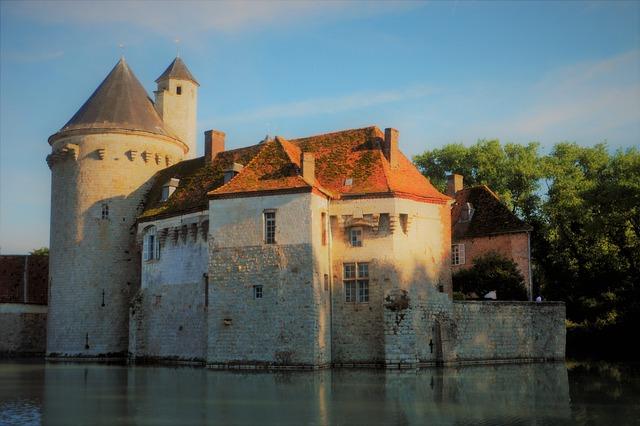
[453,252,527,301]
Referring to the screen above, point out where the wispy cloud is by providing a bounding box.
[2,50,64,63]
[6,1,415,37]
[209,85,434,126]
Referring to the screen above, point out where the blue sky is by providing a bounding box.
[1,0,639,254]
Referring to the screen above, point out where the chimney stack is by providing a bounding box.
[383,128,399,168]
[301,152,315,185]
[204,130,225,163]
[446,174,463,196]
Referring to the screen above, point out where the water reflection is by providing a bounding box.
[1,361,636,425]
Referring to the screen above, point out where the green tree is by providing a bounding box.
[453,252,528,301]
[413,139,543,219]
[29,247,49,256]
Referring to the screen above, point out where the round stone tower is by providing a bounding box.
[46,57,196,357]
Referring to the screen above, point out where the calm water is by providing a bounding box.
[0,361,638,425]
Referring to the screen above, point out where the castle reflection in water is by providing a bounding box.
[0,361,576,425]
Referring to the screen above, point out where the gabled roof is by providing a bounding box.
[155,57,199,86]
[209,136,331,198]
[139,145,261,220]
[452,185,532,240]
[139,126,450,221]
[210,126,449,202]
[54,58,174,139]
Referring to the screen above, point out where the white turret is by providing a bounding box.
[154,57,199,158]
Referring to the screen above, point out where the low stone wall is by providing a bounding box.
[0,303,47,356]
[384,295,565,367]
[451,301,565,363]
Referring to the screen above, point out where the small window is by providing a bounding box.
[143,226,160,261]
[101,203,109,220]
[344,178,353,186]
[264,211,276,244]
[349,227,363,247]
[399,214,408,234]
[343,262,369,303]
[460,203,475,222]
[452,244,465,266]
[324,274,329,291]
[176,85,182,95]
[253,285,263,299]
[378,213,390,233]
[321,212,327,246]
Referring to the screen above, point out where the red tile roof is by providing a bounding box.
[140,126,449,221]
[210,126,449,203]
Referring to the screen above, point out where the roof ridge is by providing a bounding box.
[289,125,381,142]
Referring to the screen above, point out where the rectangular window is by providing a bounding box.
[343,262,369,303]
[253,285,263,299]
[324,274,329,291]
[452,244,465,265]
[349,227,363,247]
[143,234,154,261]
[399,214,408,234]
[321,212,327,246]
[264,211,276,244]
[101,203,109,219]
[176,85,182,95]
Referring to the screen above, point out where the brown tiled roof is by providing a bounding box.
[452,185,532,240]
[141,126,449,220]
[211,126,449,202]
[156,57,199,86]
[139,145,261,220]
[53,58,174,140]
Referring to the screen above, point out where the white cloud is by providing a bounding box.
[6,1,414,37]
[209,84,434,126]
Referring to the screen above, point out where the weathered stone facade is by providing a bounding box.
[46,56,565,368]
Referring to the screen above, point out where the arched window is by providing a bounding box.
[143,226,160,261]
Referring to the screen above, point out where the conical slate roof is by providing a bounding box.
[58,58,173,137]
[155,57,199,86]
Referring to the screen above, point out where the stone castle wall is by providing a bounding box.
[129,211,209,362]
[207,193,328,367]
[328,197,451,365]
[384,296,565,367]
[47,130,185,357]
[0,303,47,356]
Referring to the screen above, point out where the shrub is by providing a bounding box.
[453,252,527,300]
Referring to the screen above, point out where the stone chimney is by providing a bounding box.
[446,174,463,196]
[301,152,315,185]
[383,128,399,168]
[204,130,225,163]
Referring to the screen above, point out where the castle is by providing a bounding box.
[45,57,565,368]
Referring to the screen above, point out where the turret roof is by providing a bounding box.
[155,57,199,86]
[55,58,173,138]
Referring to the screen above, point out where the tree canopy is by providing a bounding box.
[415,141,640,355]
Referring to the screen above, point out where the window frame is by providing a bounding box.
[143,226,160,262]
[101,203,109,220]
[253,285,263,299]
[452,243,465,266]
[343,262,369,303]
[264,210,276,244]
[349,227,363,247]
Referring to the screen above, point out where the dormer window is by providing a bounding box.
[459,202,475,223]
[176,85,182,95]
[161,178,180,202]
[223,163,244,184]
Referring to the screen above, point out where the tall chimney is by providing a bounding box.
[446,174,463,196]
[204,130,225,163]
[383,128,399,168]
[301,152,315,185]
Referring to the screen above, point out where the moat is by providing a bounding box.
[1,361,638,425]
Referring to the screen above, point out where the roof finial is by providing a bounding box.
[174,38,181,58]
[118,43,125,60]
